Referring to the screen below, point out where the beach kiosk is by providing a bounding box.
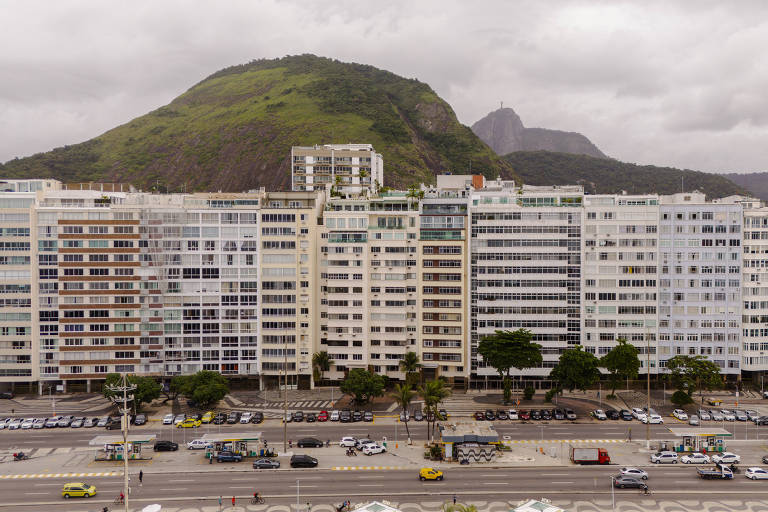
[199,432,264,459]
[667,427,732,453]
[89,434,156,461]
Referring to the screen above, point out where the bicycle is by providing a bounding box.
[250,496,265,504]
[114,495,125,504]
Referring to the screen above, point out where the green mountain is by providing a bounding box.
[504,151,747,199]
[0,55,515,191]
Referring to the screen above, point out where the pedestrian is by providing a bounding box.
[453,494,457,504]
[232,496,236,507]
[218,495,223,511]
[139,470,143,485]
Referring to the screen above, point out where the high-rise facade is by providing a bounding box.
[741,198,768,374]
[291,144,383,196]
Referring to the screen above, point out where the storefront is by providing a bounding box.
[89,434,156,461]
[667,427,731,453]
[199,432,264,459]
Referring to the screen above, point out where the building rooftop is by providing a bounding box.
[439,421,499,443]
[512,499,567,512]
[352,501,401,512]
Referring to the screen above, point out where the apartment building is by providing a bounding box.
[657,193,743,375]
[471,182,583,381]
[582,194,659,374]
[291,144,383,196]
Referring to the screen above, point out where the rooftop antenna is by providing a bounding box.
[500,101,503,110]
[681,176,684,194]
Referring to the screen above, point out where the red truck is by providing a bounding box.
[570,446,611,465]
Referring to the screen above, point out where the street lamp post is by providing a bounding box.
[105,373,136,512]
[645,332,651,451]
[611,476,615,512]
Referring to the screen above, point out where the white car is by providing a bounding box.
[239,412,253,424]
[721,409,736,421]
[710,410,724,421]
[362,443,386,455]
[672,409,688,421]
[734,410,748,422]
[162,413,174,425]
[681,453,711,464]
[173,414,186,425]
[187,439,211,450]
[698,409,711,421]
[642,414,663,424]
[7,418,23,430]
[746,410,760,422]
[619,467,648,480]
[688,415,699,426]
[339,436,357,447]
[0,418,10,430]
[745,467,768,480]
[330,410,340,421]
[650,451,678,464]
[592,409,607,420]
[631,408,645,419]
[712,452,741,464]
[20,418,35,429]
[508,409,519,420]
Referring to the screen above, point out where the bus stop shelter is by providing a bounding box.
[199,432,263,459]
[89,434,156,461]
[667,427,732,453]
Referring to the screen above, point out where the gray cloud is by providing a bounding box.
[1,0,767,172]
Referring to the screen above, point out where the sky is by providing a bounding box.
[1,0,767,173]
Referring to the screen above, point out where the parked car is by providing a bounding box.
[252,458,280,469]
[362,443,387,455]
[746,410,760,422]
[710,410,724,421]
[473,411,485,421]
[564,409,577,420]
[720,409,736,421]
[239,412,253,424]
[399,410,409,422]
[496,410,508,420]
[620,410,633,421]
[339,436,357,447]
[592,409,607,421]
[20,418,35,429]
[734,410,748,422]
[355,438,374,450]
[306,413,317,423]
[438,409,448,420]
[642,414,663,424]
[650,451,678,464]
[508,409,519,420]
[419,468,444,481]
[133,414,147,426]
[216,451,243,463]
[173,414,186,425]
[226,412,240,424]
[606,409,620,420]
[330,410,340,421]
[44,418,58,428]
[162,413,174,425]
[484,409,495,421]
[96,416,110,427]
[57,415,75,427]
[0,391,14,399]
[213,413,227,425]
[712,452,741,464]
[290,454,318,468]
[689,414,700,426]
[763,455,768,465]
[201,411,214,424]
[352,411,363,422]
[293,411,304,422]
[153,440,179,452]
[619,467,648,480]
[755,416,768,426]
[105,417,122,430]
[698,409,711,421]
[745,467,768,480]
[530,409,542,420]
[414,410,424,422]
[673,409,688,421]
[612,476,646,489]
[519,410,531,420]
[251,412,264,424]
[553,408,565,420]
[681,453,711,464]
[317,411,329,422]
[70,417,85,428]
[340,410,351,422]
[541,409,552,420]
[187,439,211,450]
[177,418,202,428]
[283,413,292,423]
[297,437,324,448]
[631,408,645,419]
[363,411,374,422]
[7,418,22,430]
[426,411,436,422]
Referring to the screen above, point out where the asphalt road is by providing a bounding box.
[3,465,768,510]
[2,421,767,450]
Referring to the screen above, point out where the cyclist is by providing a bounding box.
[252,491,263,504]
[118,491,125,503]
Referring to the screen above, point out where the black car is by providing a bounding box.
[474,411,485,421]
[530,409,542,420]
[606,409,620,420]
[484,409,495,421]
[252,458,280,469]
[613,476,646,489]
[414,410,424,422]
[340,410,351,422]
[293,411,304,422]
[213,413,227,424]
[154,440,179,452]
[217,451,243,463]
[227,412,240,424]
[250,412,264,424]
[306,413,317,423]
[105,417,122,430]
[363,411,374,422]
[352,410,363,422]
[496,410,509,420]
[290,454,318,468]
[762,455,768,465]
[755,416,768,426]
[133,414,147,426]
[620,409,633,421]
[553,409,565,420]
[297,437,324,448]
[0,391,13,399]
[541,409,552,420]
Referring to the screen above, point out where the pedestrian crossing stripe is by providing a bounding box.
[331,466,407,471]
[0,471,120,479]
[501,439,626,444]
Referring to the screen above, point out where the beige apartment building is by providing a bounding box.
[292,144,383,196]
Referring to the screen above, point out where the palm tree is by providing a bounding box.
[399,351,422,386]
[443,505,478,512]
[419,379,452,442]
[312,351,331,385]
[390,383,415,442]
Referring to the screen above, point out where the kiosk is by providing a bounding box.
[666,427,732,453]
[89,434,156,461]
[199,432,264,459]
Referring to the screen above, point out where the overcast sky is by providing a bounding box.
[1,0,767,173]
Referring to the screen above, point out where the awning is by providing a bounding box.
[667,427,732,437]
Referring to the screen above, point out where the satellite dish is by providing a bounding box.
[141,505,162,512]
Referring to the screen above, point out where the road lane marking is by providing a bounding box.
[550,481,575,484]
[159,488,185,491]
[168,479,194,483]
[359,484,384,487]
[541,473,569,476]
[23,492,48,495]
[291,485,318,488]
[483,482,508,485]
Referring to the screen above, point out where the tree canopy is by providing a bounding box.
[550,347,601,393]
[399,351,422,386]
[419,379,452,441]
[103,373,161,413]
[312,351,331,384]
[179,370,229,408]
[600,338,641,395]
[666,355,721,398]
[477,329,542,403]
[391,383,416,440]
[340,368,385,405]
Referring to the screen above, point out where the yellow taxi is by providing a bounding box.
[177,418,202,428]
[62,482,96,498]
[201,411,214,423]
[418,468,444,481]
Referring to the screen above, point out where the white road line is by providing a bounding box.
[291,485,318,488]
[167,479,194,483]
[483,482,508,485]
[359,484,384,487]
[33,483,62,487]
[550,481,575,484]
[231,478,255,482]
[356,476,383,480]
[230,486,254,489]
[541,473,569,476]
[159,488,185,491]
[24,493,48,495]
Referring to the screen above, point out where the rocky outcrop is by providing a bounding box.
[472,108,607,159]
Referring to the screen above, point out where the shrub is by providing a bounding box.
[523,386,535,400]
[671,390,694,406]
[544,389,557,403]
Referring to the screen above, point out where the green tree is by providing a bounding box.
[340,368,385,405]
[391,383,416,441]
[312,351,331,385]
[443,505,478,512]
[550,347,601,393]
[180,370,229,408]
[600,338,641,396]
[419,379,452,441]
[399,351,422,386]
[477,329,542,404]
[666,355,721,400]
[160,375,189,403]
[103,373,161,413]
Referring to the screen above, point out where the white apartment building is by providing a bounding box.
[657,193,743,375]
[471,182,583,382]
[582,194,660,374]
[292,144,383,196]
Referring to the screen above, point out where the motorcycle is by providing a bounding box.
[346,448,357,457]
[13,452,29,461]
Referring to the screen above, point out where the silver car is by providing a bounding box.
[721,409,736,421]
[734,410,748,422]
[746,410,760,422]
[698,409,711,421]
[710,410,724,421]
[688,414,699,426]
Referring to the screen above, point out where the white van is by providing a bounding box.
[330,410,340,421]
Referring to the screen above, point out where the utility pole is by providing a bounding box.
[106,374,136,512]
[283,347,288,453]
[646,333,651,450]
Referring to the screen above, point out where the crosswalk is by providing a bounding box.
[0,471,120,480]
